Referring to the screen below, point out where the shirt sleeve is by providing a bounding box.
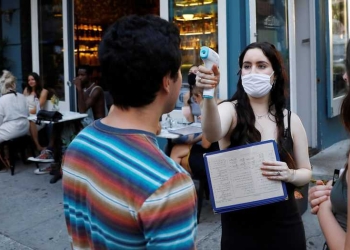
[138,172,198,250]
[0,102,4,126]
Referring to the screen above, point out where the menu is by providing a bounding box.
[203,140,288,213]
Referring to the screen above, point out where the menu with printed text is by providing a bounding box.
[204,140,288,213]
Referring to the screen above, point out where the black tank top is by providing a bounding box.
[221,110,306,250]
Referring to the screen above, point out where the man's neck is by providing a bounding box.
[102,105,162,135]
[84,82,94,91]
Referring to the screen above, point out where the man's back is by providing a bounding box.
[62,120,197,249]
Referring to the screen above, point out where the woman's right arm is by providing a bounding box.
[198,65,236,143]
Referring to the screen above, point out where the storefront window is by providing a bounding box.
[38,0,65,100]
[330,0,348,99]
[326,0,348,117]
[255,0,289,102]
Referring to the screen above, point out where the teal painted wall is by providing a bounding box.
[315,0,348,149]
[1,0,23,91]
[226,0,248,98]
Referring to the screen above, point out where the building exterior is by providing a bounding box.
[0,0,348,150]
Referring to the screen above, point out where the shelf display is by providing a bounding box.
[74,23,102,66]
[170,0,218,109]
[170,0,218,71]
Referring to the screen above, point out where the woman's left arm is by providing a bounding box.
[289,112,312,186]
[318,199,346,249]
[261,112,312,186]
[39,89,49,109]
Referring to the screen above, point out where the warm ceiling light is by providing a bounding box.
[182,14,194,20]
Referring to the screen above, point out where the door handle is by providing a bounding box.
[67,81,72,87]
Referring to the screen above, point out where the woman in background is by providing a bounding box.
[170,84,220,177]
[23,72,48,152]
[0,70,29,171]
[23,72,48,114]
[0,70,29,142]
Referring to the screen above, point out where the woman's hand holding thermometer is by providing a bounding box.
[199,46,220,98]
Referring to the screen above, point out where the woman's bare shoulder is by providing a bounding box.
[218,100,236,108]
[41,88,49,97]
[218,100,237,127]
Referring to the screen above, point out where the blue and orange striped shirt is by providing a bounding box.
[62,120,197,249]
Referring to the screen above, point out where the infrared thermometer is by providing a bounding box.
[200,46,220,98]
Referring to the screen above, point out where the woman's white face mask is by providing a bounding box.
[241,72,274,98]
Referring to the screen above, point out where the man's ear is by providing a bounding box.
[161,74,171,94]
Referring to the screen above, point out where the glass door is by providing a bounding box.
[327,0,349,117]
[31,0,75,111]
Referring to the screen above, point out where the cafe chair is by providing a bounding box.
[0,135,36,175]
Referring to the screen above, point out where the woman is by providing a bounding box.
[171,84,220,177]
[310,42,350,250]
[168,65,203,156]
[23,72,48,152]
[23,72,48,114]
[197,42,312,249]
[308,72,348,250]
[0,70,29,143]
[182,65,201,123]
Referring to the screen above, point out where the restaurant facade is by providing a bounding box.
[0,0,349,150]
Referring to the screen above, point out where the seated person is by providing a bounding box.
[74,64,107,127]
[30,66,108,183]
[0,70,30,170]
[182,65,201,123]
[29,65,107,163]
[168,65,201,149]
[170,84,221,178]
[23,72,49,152]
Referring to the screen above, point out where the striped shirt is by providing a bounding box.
[62,119,197,250]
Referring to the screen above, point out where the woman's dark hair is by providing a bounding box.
[341,40,350,133]
[187,65,198,106]
[226,42,291,165]
[26,72,43,98]
[340,40,350,178]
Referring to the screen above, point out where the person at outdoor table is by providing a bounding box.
[62,15,197,249]
[23,72,48,152]
[170,65,203,157]
[170,84,220,176]
[0,70,29,143]
[73,64,106,126]
[197,41,312,249]
[0,70,29,171]
[182,65,201,123]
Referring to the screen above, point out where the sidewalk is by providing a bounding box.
[0,139,348,249]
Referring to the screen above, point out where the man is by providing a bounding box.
[62,15,197,249]
[74,65,106,126]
